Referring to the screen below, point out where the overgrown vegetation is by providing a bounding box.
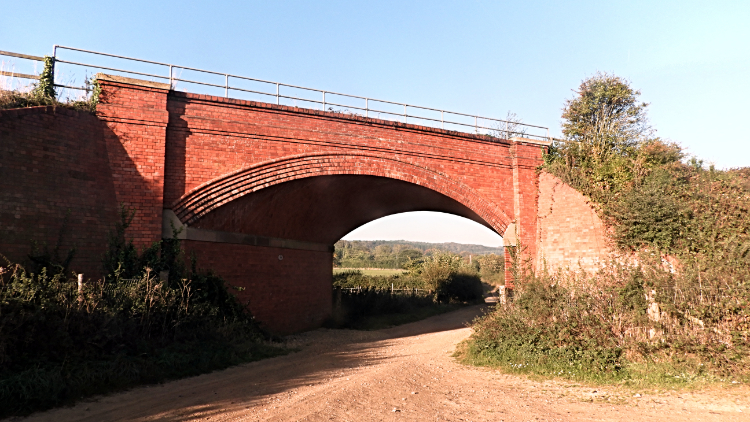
[465,257,750,386]
[464,72,750,387]
[0,208,283,418]
[0,56,99,112]
[330,251,486,329]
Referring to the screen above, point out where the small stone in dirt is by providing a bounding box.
[392,408,400,412]
[634,394,641,398]
[411,392,417,394]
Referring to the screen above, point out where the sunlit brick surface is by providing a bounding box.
[1,79,612,333]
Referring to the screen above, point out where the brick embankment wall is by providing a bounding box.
[183,240,333,334]
[0,106,119,277]
[535,171,613,273]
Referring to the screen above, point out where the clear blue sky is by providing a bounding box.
[2,1,748,246]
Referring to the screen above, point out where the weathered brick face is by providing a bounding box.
[3,78,614,333]
[535,171,614,272]
[0,107,119,277]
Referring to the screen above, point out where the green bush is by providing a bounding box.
[0,206,283,417]
[467,72,750,385]
[465,253,750,383]
[330,253,482,329]
[416,252,483,303]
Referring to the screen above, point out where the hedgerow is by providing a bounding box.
[464,73,750,386]
[0,208,282,418]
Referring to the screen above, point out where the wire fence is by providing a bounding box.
[340,286,429,295]
[101,278,141,294]
[1,45,550,141]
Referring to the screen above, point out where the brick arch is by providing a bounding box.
[171,152,512,234]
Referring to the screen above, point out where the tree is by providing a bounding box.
[560,72,652,166]
[549,73,660,196]
[491,111,527,140]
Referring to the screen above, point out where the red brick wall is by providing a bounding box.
[535,171,613,273]
[510,142,545,265]
[96,78,170,247]
[0,79,561,333]
[163,91,527,236]
[0,106,119,277]
[183,240,333,334]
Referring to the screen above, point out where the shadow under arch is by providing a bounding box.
[170,152,515,334]
[171,152,512,237]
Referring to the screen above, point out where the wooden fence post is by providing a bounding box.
[77,273,84,304]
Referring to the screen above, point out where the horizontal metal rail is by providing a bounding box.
[0,70,39,80]
[2,46,551,140]
[0,50,88,91]
[0,50,44,61]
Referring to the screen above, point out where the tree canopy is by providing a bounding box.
[559,72,652,166]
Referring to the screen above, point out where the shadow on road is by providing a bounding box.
[21,304,491,422]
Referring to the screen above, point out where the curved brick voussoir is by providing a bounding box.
[172,151,511,233]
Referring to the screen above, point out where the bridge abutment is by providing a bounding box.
[184,240,333,334]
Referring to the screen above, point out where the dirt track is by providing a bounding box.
[20,304,750,421]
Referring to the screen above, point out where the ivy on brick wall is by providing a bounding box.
[32,56,56,99]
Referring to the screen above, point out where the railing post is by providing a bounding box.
[50,45,58,89]
[404,104,407,123]
[323,91,326,111]
[365,98,368,118]
[441,110,444,129]
[169,65,173,90]
[225,74,228,97]
[475,116,478,133]
[276,83,279,105]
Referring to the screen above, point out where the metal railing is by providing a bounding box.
[2,45,550,140]
[0,49,88,91]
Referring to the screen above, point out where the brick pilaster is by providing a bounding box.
[96,74,170,248]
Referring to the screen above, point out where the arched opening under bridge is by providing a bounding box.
[171,173,510,334]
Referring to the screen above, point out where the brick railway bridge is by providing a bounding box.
[1,50,611,333]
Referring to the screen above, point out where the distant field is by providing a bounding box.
[333,268,406,277]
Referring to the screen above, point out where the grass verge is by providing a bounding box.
[457,338,747,393]
[459,267,750,390]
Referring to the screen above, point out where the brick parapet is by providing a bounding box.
[169,90,520,145]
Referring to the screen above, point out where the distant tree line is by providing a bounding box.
[333,240,505,285]
[334,240,502,265]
